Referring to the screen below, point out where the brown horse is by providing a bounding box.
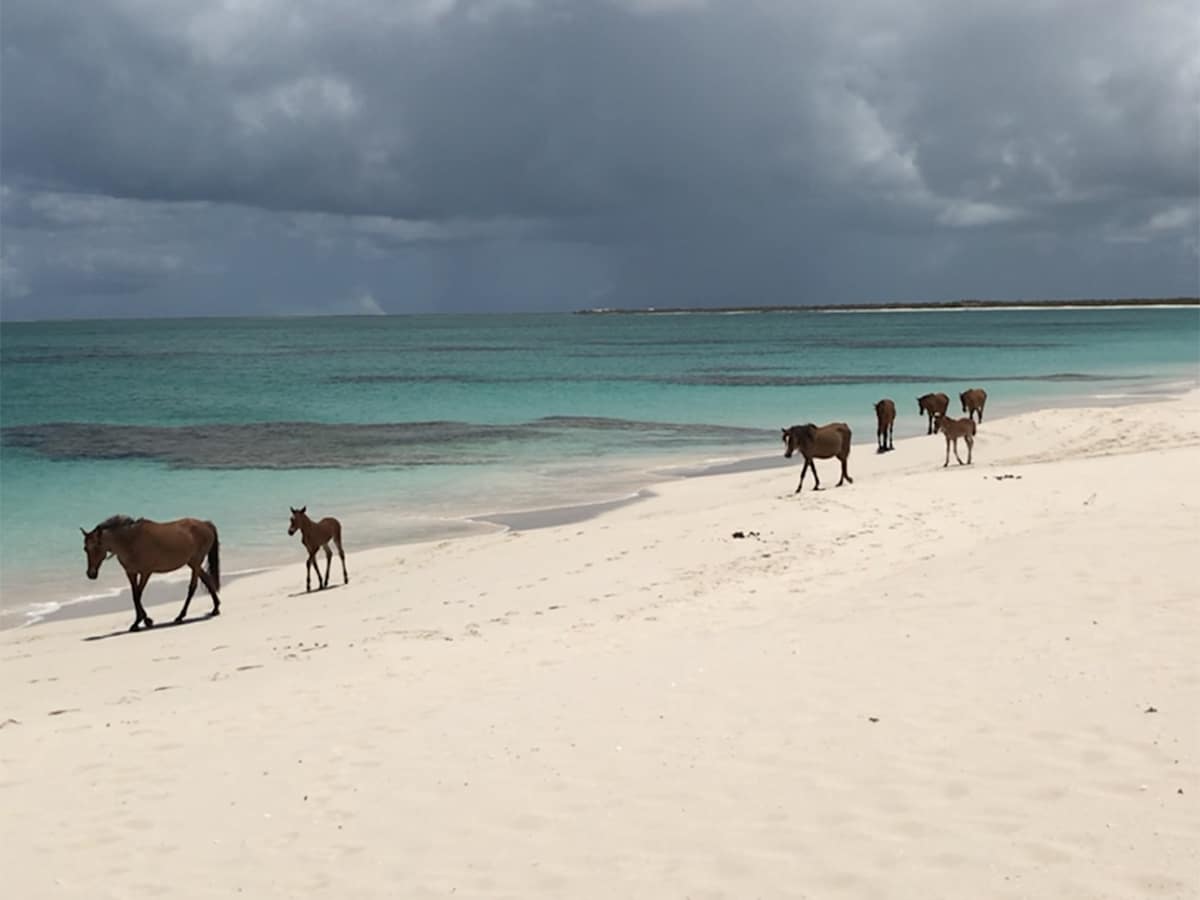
[874,399,896,453]
[781,423,853,494]
[933,414,976,467]
[81,515,220,631]
[960,387,987,423]
[288,507,348,592]
[917,392,950,434]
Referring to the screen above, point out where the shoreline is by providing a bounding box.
[10,372,1194,630]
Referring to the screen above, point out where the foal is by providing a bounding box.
[288,507,349,592]
[933,414,976,467]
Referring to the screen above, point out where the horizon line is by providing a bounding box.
[2,295,1197,325]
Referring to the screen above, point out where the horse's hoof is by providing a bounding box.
[129,622,140,632]
[173,615,185,624]
[211,607,220,617]
[143,617,155,628]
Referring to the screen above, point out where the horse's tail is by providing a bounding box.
[207,523,221,590]
[842,425,853,457]
[968,420,978,437]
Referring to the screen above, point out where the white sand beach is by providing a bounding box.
[2,391,1198,899]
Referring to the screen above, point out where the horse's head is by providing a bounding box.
[80,526,106,580]
[932,413,946,434]
[288,506,307,536]
[960,391,969,411]
[782,425,814,458]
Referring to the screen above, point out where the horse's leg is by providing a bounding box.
[195,566,221,615]
[305,553,315,592]
[811,459,822,490]
[135,574,154,629]
[322,545,333,589]
[794,458,810,493]
[839,453,853,485]
[966,435,974,465]
[889,425,894,451]
[175,568,200,623]
[335,536,349,584]
[953,437,965,465]
[125,570,146,631]
[943,437,951,468]
[927,413,933,435]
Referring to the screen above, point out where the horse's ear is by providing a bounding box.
[781,428,787,436]
[80,526,88,536]
[299,506,306,514]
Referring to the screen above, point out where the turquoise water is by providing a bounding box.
[2,307,1197,622]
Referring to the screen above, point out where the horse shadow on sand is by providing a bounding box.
[83,612,219,642]
[286,583,345,600]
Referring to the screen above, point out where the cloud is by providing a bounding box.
[348,291,386,316]
[1,0,1196,318]
[936,201,1026,229]
[0,250,32,303]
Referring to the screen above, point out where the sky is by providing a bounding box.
[1,0,1197,319]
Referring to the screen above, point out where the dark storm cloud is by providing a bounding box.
[1,0,1196,317]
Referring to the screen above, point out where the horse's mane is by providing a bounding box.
[95,514,138,532]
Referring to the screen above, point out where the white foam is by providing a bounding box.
[5,565,275,629]
[13,587,123,627]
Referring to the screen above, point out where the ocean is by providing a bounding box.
[2,306,1197,626]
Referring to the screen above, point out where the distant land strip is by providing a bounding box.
[575,297,1200,315]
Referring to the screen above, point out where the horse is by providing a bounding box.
[288,507,348,592]
[874,399,896,453]
[933,413,976,467]
[81,515,220,631]
[960,387,988,423]
[917,392,950,434]
[781,423,853,494]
